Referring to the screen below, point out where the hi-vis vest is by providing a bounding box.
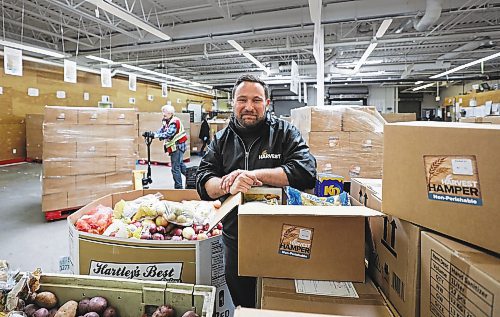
[164,116,188,153]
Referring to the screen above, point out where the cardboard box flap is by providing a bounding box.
[351,178,382,200]
[239,204,383,217]
[234,307,353,317]
[207,193,242,231]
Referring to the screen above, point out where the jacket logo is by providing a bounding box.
[258,150,281,160]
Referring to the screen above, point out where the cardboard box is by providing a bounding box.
[107,108,137,125]
[349,132,384,153]
[44,106,78,124]
[306,131,350,152]
[234,307,351,317]
[116,157,137,172]
[382,122,500,253]
[42,142,77,159]
[42,176,76,194]
[42,191,68,212]
[76,141,107,158]
[68,189,240,317]
[342,106,386,132]
[105,172,133,190]
[382,113,417,123]
[76,174,106,189]
[291,106,342,132]
[260,277,394,317]
[316,155,383,181]
[78,109,108,124]
[238,200,382,281]
[106,139,136,157]
[351,178,421,317]
[420,232,500,317]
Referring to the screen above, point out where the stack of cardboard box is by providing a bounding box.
[291,106,385,181]
[42,106,137,213]
[137,112,191,163]
[382,113,417,123]
[459,115,500,124]
[351,121,500,317]
[235,189,400,316]
[25,114,44,161]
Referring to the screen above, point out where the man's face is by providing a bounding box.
[233,81,269,128]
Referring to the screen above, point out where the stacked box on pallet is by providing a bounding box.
[137,112,190,163]
[291,106,385,181]
[42,106,137,213]
[26,114,44,161]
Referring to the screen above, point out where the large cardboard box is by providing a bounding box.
[291,106,342,132]
[351,178,421,317]
[420,232,500,317]
[26,114,44,160]
[44,106,78,124]
[382,113,417,123]
[42,192,68,211]
[382,122,500,253]
[234,307,352,317]
[342,106,386,132]
[43,141,77,159]
[78,108,108,124]
[107,108,137,125]
[260,277,394,317]
[42,176,76,194]
[68,189,241,317]
[238,200,382,282]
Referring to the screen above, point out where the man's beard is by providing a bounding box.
[236,111,265,128]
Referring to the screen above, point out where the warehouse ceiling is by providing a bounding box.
[1,0,500,92]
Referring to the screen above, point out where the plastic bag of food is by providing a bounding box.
[285,186,350,206]
[181,200,219,225]
[113,193,164,220]
[102,219,132,238]
[75,205,113,234]
[163,201,195,226]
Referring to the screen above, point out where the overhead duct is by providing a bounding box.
[413,0,443,32]
[438,38,495,60]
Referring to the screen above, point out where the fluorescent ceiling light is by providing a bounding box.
[375,19,393,38]
[227,40,244,52]
[353,42,378,72]
[413,82,435,91]
[429,51,500,79]
[86,55,114,64]
[337,59,384,67]
[121,63,212,89]
[86,0,171,41]
[415,81,424,85]
[0,39,67,58]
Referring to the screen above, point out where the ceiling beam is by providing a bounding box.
[42,0,142,40]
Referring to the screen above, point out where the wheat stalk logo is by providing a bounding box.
[428,157,447,183]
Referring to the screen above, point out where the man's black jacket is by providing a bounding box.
[195,113,316,240]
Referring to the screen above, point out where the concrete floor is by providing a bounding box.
[0,156,201,273]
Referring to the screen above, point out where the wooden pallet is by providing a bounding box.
[44,206,82,221]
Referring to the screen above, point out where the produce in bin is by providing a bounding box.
[74,193,223,241]
[5,271,203,317]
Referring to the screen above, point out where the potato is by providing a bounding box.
[102,306,118,317]
[181,311,199,317]
[54,300,78,317]
[33,308,50,317]
[27,292,38,304]
[152,305,174,317]
[24,304,39,317]
[88,297,108,315]
[83,313,99,317]
[77,298,91,315]
[35,292,58,309]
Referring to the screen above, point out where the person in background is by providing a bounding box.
[155,104,188,189]
[196,74,316,308]
[198,113,210,156]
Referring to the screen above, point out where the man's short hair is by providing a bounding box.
[161,104,175,114]
[232,74,270,100]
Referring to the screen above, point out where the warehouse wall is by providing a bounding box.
[0,59,213,162]
[439,79,500,102]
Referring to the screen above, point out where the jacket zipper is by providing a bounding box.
[229,125,261,170]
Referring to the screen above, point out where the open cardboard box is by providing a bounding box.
[67,189,241,317]
[234,307,355,317]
